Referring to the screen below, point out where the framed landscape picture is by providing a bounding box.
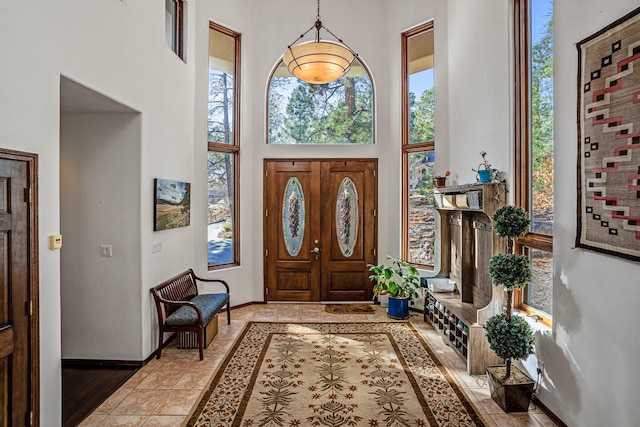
[154,178,191,231]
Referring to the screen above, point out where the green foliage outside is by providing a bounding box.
[531,18,554,178]
[406,73,436,266]
[531,15,554,230]
[267,62,435,146]
[268,73,373,144]
[410,87,435,143]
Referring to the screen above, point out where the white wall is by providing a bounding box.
[1,1,63,420]
[1,0,198,421]
[447,0,511,186]
[60,112,142,360]
[447,1,640,426]
[552,1,640,426]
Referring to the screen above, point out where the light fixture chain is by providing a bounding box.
[282,0,358,84]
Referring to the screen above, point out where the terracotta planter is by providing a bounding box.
[387,296,410,320]
[435,177,447,188]
[486,365,534,412]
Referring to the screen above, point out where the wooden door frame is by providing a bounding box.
[263,158,378,302]
[0,148,39,425]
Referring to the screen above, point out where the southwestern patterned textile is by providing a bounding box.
[187,322,486,426]
[577,6,640,262]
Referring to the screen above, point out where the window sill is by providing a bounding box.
[514,308,552,332]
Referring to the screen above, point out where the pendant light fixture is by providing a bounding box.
[283,0,358,84]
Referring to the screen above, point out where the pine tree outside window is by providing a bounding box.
[208,22,240,269]
[402,22,436,268]
[267,59,374,144]
[514,0,554,324]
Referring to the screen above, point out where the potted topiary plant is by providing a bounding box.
[485,205,536,412]
[368,256,421,320]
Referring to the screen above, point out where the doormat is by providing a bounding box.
[186,322,487,426]
[324,303,375,314]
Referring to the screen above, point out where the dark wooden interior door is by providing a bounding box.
[0,155,34,426]
[264,159,377,302]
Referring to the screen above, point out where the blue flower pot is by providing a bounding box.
[387,296,410,320]
[478,169,492,183]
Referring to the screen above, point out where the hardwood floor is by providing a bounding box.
[62,366,138,426]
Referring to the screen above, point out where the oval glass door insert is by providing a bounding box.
[336,177,358,257]
[282,177,305,256]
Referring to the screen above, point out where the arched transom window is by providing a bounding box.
[267,58,374,144]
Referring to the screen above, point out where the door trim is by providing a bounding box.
[263,158,378,302]
[0,148,39,425]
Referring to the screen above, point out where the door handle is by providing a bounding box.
[310,246,321,259]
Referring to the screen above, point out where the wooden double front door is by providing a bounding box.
[264,159,377,302]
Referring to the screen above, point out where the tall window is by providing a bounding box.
[402,22,436,268]
[514,0,554,322]
[208,22,240,269]
[165,0,185,60]
[267,59,374,144]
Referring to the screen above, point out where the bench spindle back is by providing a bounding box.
[153,271,199,318]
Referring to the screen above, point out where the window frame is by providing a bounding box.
[401,21,436,268]
[513,0,553,326]
[208,21,241,270]
[166,0,185,60]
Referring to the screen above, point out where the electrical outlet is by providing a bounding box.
[100,244,113,257]
[152,242,162,253]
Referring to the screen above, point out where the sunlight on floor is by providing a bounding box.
[78,303,558,427]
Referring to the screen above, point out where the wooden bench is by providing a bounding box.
[150,269,230,360]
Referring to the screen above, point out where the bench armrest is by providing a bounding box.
[192,274,230,293]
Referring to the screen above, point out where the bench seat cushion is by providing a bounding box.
[165,293,229,327]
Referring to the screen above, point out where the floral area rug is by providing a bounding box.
[187,322,486,427]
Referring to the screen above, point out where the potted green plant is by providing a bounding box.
[368,256,421,320]
[485,205,536,412]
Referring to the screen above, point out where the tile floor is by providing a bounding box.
[79,303,559,426]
